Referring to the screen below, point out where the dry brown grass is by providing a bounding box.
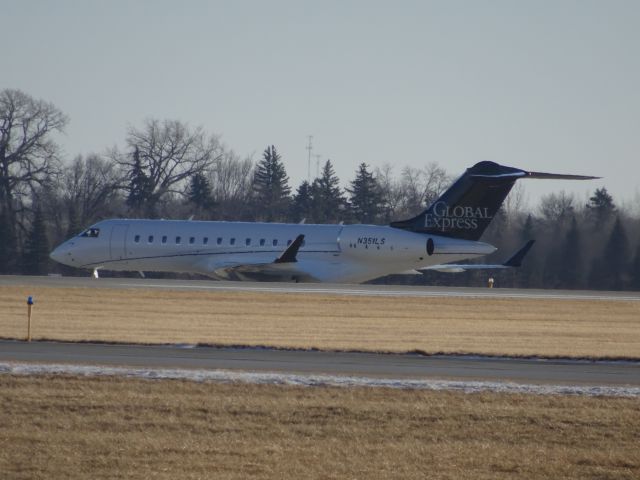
[1,285,639,358]
[1,374,638,479]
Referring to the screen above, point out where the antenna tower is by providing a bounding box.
[306,135,313,183]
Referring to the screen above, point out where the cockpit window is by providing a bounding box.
[80,228,100,238]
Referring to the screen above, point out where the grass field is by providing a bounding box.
[1,374,639,479]
[1,285,639,358]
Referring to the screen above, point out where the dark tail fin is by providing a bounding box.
[390,161,598,241]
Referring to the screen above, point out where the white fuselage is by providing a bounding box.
[50,219,496,283]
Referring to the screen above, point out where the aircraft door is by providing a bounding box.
[109,225,128,260]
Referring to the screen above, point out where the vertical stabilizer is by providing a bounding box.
[390,161,598,241]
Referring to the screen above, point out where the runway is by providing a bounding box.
[2,274,640,301]
[1,340,639,388]
[2,275,639,395]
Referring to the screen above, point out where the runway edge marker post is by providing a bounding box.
[27,296,34,342]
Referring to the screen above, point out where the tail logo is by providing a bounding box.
[424,202,492,231]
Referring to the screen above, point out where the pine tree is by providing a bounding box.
[558,216,582,288]
[251,145,291,221]
[290,181,313,223]
[586,187,616,227]
[593,216,629,290]
[186,172,215,218]
[630,243,640,291]
[126,147,153,215]
[542,245,562,289]
[23,207,50,275]
[519,214,534,242]
[347,163,383,224]
[516,214,535,287]
[0,210,18,273]
[587,257,603,290]
[606,216,630,290]
[310,160,345,224]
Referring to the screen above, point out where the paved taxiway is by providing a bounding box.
[1,340,639,386]
[2,274,640,301]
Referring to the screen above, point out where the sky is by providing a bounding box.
[2,0,639,208]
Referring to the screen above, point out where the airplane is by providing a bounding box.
[50,161,597,283]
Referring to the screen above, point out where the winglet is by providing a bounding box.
[503,240,535,268]
[274,234,305,264]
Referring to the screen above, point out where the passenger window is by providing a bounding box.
[245,238,251,246]
[217,237,222,245]
[148,235,154,243]
[203,237,209,245]
[272,239,278,246]
[189,237,195,244]
[287,239,292,246]
[162,235,167,244]
[134,235,140,243]
[260,239,265,246]
[176,236,181,244]
[230,238,236,245]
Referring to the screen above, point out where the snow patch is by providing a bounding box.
[1,362,639,397]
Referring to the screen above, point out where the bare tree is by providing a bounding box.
[0,89,67,269]
[397,162,450,218]
[502,182,528,227]
[62,154,122,224]
[421,162,451,207]
[208,150,254,220]
[538,191,576,228]
[374,164,400,222]
[399,166,425,215]
[112,119,223,216]
[36,154,124,244]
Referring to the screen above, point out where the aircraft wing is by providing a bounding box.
[207,234,317,281]
[417,240,535,274]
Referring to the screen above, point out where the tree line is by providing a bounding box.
[2,88,639,290]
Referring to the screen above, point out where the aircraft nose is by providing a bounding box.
[50,245,63,263]
[50,242,73,265]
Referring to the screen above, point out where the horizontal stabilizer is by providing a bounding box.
[428,266,469,273]
[419,240,535,273]
[503,240,535,267]
[523,171,600,180]
[471,171,600,181]
[424,264,510,273]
